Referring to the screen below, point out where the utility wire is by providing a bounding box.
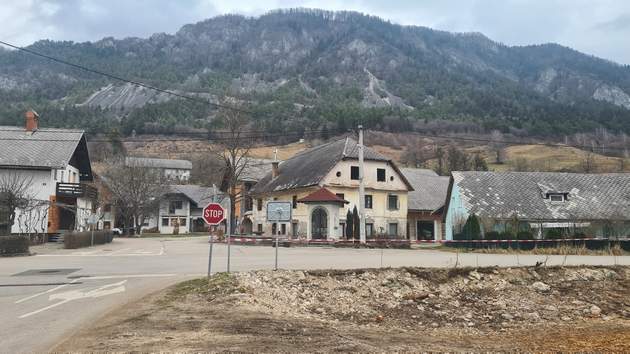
[0,39,253,115]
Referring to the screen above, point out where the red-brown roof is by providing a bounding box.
[297,187,349,204]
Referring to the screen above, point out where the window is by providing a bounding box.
[549,193,565,202]
[169,200,183,213]
[257,224,263,233]
[53,169,58,181]
[292,222,298,237]
[365,195,373,209]
[388,223,398,236]
[179,218,187,227]
[162,218,169,227]
[366,223,374,237]
[257,199,263,211]
[60,170,65,182]
[351,166,359,180]
[335,193,345,201]
[292,195,298,209]
[388,194,399,210]
[281,223,287,235]
[377,168,386,182]
[272,223,277,235]
[245,197,253,211]
[336,171,341,177]
[340,222,346,237]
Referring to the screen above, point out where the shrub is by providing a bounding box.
[517,231,534,240]
[499,231,515,240]
[545,229,562,239]
[461,214,482,240]
[573,232,587,239]
[484,231,500,240]
[64,231,114,249]
[0,235,30,255]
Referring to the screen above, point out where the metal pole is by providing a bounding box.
[275,229,279,270]
[226,195,231,273]
[208,185,217,278]
[91,229,94,247]
[358,125,366,244]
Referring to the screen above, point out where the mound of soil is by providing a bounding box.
[56,266,630,352]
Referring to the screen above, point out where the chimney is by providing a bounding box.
[271,148,280,178]
[25,110,39,133]
[272,161,280,178]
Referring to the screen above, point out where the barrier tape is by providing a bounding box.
[208,235,625,245]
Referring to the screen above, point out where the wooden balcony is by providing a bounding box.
[56,182,98,200]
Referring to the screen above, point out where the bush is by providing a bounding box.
[545,229,562,239]
[461,214,481,240]
[484,231,500,240]
[499,231,515,240]
[0,235,30,255]
[517,231,534,240]
[64,231,114,249]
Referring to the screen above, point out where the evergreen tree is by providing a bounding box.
[462,214,482,240]
[352,205,360,240]
[345,209,353,240]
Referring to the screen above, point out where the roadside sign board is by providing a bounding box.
[266,201,292,222]
[203,203,225,225]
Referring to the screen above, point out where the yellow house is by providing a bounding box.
[250,138,413,240]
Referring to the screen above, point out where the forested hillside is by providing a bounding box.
[1,9,630,137]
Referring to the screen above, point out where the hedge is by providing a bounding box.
[64,231,114,249]
[0,235,30,256]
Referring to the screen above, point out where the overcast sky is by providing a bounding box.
[1,0,629,64]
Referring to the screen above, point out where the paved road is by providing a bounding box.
[1,237,628,353]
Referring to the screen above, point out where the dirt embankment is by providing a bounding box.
[57,266,630,352]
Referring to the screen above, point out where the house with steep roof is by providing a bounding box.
[125,156,192,182]
[444,171,630,240]
[401,168,450,241]
[0,110,96,234]
[250,138,413,239]
[143,184,225,234]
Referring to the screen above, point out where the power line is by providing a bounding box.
[0,39,251,115]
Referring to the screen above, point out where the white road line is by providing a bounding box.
[14,279,80,304]
[19,281,127,319]
[75,273,177,280]
[109,248,131,255]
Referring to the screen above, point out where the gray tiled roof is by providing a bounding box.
[126,157,192,170]
[452,171,630,221]
[251,138,399,194]
[402,168,450,212]
[239,158,273,182]
[167,184,222,207]
[0,126,84,169]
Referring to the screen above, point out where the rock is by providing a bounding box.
[464,312,473,320]
[468,270,482,280]
[523,312,540,321]
[561,316,572,321]
[532,281,551,293]
[431,322,439,328]
[501,313,514,320]
[590,305,602,316]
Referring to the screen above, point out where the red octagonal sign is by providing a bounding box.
[203,203,225,225]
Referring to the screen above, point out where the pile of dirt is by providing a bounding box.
[55,266,630,352]
[233,267,629,332]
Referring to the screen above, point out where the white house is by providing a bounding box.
[143,184,224,234]
[0,110,96,234]
[250,138,413,240]
[125,157,192,182]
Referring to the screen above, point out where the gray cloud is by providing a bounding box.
[1,0,629,64]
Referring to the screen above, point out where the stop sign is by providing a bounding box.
[203,203,225,225]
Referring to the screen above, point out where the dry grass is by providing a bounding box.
[448,244,628,256]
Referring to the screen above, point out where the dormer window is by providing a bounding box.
[548,193,566,202]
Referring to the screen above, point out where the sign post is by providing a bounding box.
[266,201,292,271]
[203,202,226,277]
[87,214,99,247]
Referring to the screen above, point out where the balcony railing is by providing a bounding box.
[56,182,98,200]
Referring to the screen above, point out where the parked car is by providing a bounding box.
[111,228,122,236]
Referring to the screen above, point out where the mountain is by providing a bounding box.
[1,8,630,137]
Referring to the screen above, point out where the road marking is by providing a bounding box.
[19,280,127,319]
[73,273,177,280]
[15,279,80,304]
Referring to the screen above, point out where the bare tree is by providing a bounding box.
[103,159,165,235]
[580,151,597,173]
[490,130,506,164]
[212,98,254,233]
[0,172,34,234]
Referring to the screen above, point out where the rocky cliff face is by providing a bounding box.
[1,9,629,132]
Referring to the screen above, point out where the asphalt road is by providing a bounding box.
[1,236,628,353]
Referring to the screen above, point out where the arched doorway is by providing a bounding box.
[241,217,253,235]
[311,207,328,239]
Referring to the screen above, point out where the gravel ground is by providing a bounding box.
[56,266,630,352]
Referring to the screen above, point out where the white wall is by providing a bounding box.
[1,168,54,234]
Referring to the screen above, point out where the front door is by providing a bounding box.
[417,220,435,240]
[311,207,328,239]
